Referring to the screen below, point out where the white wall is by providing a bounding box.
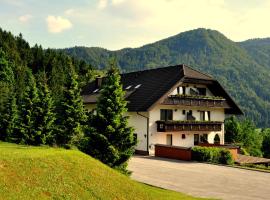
[148,105,225,154]
[127,112,148,152]
[84,104,148,152]
[85,102,225,155]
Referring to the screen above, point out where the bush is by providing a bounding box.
[191,146,233,165]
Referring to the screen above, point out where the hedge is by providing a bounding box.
[191,146,233,165]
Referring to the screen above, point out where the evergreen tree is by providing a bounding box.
[0,49,15,84]
[0,49,17,141]
[35,72,56,145]
[1,94,19,142]
[82,62,136,172]
[57,61,87,145]
[17,69,40,145]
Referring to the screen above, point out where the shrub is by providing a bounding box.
[191,146,233,165]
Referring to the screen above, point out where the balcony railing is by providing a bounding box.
[156,120,222,132]
[162,95,229,108]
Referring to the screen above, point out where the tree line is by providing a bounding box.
[225,116,270,158]
[0,29,136,173]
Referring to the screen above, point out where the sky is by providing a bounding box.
[0,0,270,50]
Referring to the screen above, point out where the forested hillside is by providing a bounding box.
[240,38,270,68]
[0,27,101,146]
[62,29,270,127]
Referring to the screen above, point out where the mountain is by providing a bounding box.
[62,28,270,127]
[239,38,270,68]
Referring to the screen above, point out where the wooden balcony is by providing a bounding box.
[162,95,229,108]
[156,120,222,132]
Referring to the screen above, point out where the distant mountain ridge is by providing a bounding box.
[61,28,270,127]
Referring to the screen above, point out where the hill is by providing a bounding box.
[239,38,270,69]
[0,142,208,200]
[62,29,270,127]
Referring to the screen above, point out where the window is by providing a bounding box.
[200,134,208,143]
[125,85,132,90]
[177,87,180,94]
[176,86,186,95]
[177,86,186,95]
[182,110,186,115]
[187,110,195,120]
[206,111,211,121]
[160,109,173,121]
[199,111,211,121]
[214,134,220,144]
[166,134,172,146]
[182,134,186,139]
[197,88,206,96]
[199,111,205,121]
[194,134,199,145]
[135,84,141,89]
[190,88,198,95]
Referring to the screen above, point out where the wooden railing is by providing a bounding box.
[162,95,229,108]
[156,120,222,132]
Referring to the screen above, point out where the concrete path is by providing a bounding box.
[128,156,270,200]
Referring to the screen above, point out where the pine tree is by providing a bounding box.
[82,62,136,172]
[17,69,40,145]
[35,72,56,145]
[2,94,19,142]
[57,61,87,146]
[0,49,17,141]
[0,49,15,84]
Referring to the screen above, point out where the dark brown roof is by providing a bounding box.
[82,64,242,114]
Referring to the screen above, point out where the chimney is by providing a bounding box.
[95,76,103,88]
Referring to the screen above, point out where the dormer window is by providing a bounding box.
[93,89,99,93]
[125,85,132,90]
[135,84,141,89]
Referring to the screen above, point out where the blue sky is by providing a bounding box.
[0,0,269,50]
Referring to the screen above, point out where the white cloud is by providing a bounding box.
[46,15,73,33]
[97,0,108,9]
[18,14,32,23]
[37,0,270,49]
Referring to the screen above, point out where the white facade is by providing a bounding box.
[85,83,226,155]
[147,105,225,155]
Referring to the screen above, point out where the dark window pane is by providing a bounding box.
[198,88,206,96]
[160,109,173,121]
[167,110,173,120]
[160,109,166,120]
[183,86,186,95]
[207,111,211,121]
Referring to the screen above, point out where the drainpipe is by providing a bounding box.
[137,112,149,154]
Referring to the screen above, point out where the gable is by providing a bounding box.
[81,64,243,114]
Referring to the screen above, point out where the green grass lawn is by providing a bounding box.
[0,142,211,200]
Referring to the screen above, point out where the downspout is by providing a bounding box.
[136,112,149,154]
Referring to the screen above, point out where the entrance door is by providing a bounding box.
[166,134,172,146]
[194,134,199,145]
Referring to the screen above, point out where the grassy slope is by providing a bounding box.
[0,142,209,200]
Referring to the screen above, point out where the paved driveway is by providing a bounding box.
[128,156,270,200]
